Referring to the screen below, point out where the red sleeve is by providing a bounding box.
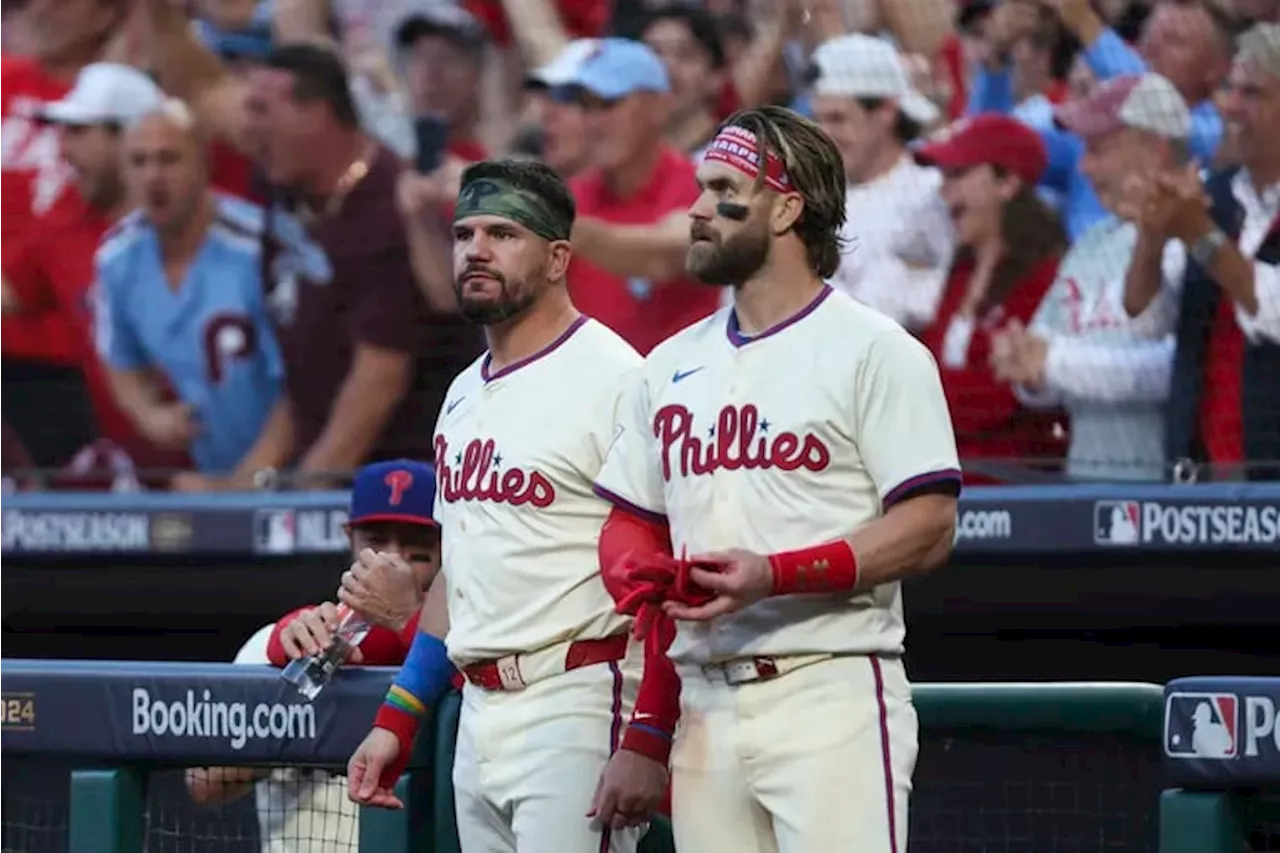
[266,607,418,668]
[353,625,411,666]
[619,613,680,765]
[464,0,611,47]
[265,607,309,667]
[597,506,672,606]
[598,506,681,763]
[397,606,423,650]
[938,34,968,122]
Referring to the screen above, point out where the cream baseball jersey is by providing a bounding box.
[594,286,961,664]
[434,316,641,665]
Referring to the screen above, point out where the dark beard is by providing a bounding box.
[686,220,770,286]
[453,269,539,325]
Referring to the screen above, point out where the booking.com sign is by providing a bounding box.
[131,687,316,750]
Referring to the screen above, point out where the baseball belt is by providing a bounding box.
[462,633,629,692]
[698,652,836,686]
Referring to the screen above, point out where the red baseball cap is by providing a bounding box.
[914,113,1048,185]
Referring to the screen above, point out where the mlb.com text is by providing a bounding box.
[954,509,1012,541]
[132,688,316,750]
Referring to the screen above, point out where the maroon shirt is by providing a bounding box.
[261,145,481,464]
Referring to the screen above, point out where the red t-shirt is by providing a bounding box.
[568,147,721,355]
[208,140,256,199]
[1,55,83,364]
[917,254,1069,482]
[465,0,611,47]
[13,208,188,468]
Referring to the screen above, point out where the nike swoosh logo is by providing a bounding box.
[672,367,705,384]
[445,398,465,415]
[633,712,658,721]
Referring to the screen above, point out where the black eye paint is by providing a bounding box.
[716,201,750,221]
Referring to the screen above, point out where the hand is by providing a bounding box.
[338,549,424,633]
[1035,0,1095,33]
[347,728,404,809]
[588,749,669,830]
[395,158,469,220]
[990,319,1049,388]
[1115,173,1154,225]
[395,171,440,220]
[2,276,22,315]
[1153,167,1213,244]
[139,403,198,451]
[170,471,229,493]
[278,603,365,663]
[662,549,773,622]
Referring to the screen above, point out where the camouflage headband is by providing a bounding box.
[453,177,572,242]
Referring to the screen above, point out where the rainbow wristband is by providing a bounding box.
[768,540,859,596]
[372,632,455,787]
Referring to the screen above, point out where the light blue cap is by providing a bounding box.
[560,38,670,100]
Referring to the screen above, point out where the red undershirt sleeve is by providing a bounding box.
[598,506,681,764]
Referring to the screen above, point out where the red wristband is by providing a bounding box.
[620,722,673,765]
[372,703,420,788]
[768,540,859,596]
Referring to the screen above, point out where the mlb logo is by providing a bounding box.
[253,509,296,555]
[1165,692,1239,759]
[1094,500,1141,545]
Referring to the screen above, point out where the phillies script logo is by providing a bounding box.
[435,436,555,508]
[654,404,830,481]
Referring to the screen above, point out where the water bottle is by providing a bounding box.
[280,605,371,701]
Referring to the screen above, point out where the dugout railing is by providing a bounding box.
[15,662,1274,852]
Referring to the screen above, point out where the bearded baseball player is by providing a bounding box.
[593,105,963,853]
[347,159,677,852]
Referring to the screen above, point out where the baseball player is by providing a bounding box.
[593,106,963,853]
[347,159,671,852]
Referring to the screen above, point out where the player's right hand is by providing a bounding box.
[347,728,404,809]
[278,603,364,663]
[588,749,669,829]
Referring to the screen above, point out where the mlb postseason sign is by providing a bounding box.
[251,507,349,556]
[1094,497,1280,549]
[3,483,1278,557]
[1,507,151,553]
[1164,676,1280,788]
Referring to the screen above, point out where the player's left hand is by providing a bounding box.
[337,549,424,632]
[587,748,668,829]
[662,549,772,622]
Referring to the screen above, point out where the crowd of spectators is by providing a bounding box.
[2,0,1278,490]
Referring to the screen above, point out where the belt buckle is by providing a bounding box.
[719,657,777,685]
[496,655,526,691]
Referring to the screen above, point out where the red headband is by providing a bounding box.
[702,126,792,193]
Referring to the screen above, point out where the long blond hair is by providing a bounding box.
[718,106,849,278]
